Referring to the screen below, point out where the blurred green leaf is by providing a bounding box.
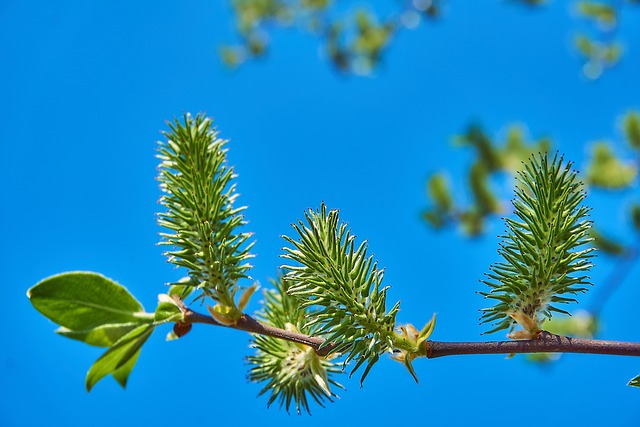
[247,35,267,56]
[460,209,484,236]
[629,375,640,387]
[301,0,331,9]
[630,204,640,232]
[601,42,623,65]
[586,142,637,189]
[28,272,152,332]
[526,311,598,364]
[575,33,595,57]
[422,210,447,228]
[589,228,627,256]
[502,126,552,172]
[427,173,453,212]
[220,46,244,68]
[456,125,502,171]
[622,111,640,149]
[86,324,154,392]
[350,9,394,74]
[576,1,617,27]
[543,311,598,337]
[469,162,501,215]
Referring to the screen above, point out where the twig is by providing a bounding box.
[183,309,336,356]
[426,331,640,358]
[183,309,640,359]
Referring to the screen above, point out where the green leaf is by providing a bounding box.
[576,1,617,27]
[427,173,453,212]
[460,208,485,237]
[111,347,143,389]
[85,324,155,392]
[589,228,627,256]
[469,161,500,214]
[631,204,640,232]
[168,279,195,300]
[622,111,640,150]
[575,34,594,58]
[456,125,502,172]
[154,294,184,323]
[56,323,142,348]
[543,311,598,337]
[28,272,152,332]
[586,142,637,189]
[629,375,640,388]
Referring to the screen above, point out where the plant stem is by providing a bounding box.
[183,309,337,356]
[426,331,640,358]
[183,309,640,358]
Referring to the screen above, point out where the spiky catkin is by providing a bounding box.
[157,114,254,306]
[281,203,400,383]
[480,153,594,335]
[247,278,343,415]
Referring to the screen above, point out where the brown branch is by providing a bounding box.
[183,309,337,356]
[182,308,640,359]
[426,331,640,358]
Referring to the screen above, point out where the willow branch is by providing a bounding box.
[183,308,337,356]
[426,331,640,358]
[182,308,640,358]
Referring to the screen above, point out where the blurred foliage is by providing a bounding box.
[622,111,640,149]
[631,203,640,231]
[424,111,640,243]
[573,1,640,80]
[588,228,627,256]
[542,310,599,337]
[423,124,550,236]
[221,0,442,75]
[221,0,638,78]
[586,141,637,189]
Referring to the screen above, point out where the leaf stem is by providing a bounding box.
[182,308,640,358]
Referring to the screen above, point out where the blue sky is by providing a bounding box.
[3,1,640,426]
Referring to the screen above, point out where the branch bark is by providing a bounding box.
[183,309,337,356]
[426,331,640,358]
[183,308,640,358]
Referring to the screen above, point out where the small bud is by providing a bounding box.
[173,321,192,338]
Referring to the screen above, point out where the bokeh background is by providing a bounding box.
[3,1,640,426]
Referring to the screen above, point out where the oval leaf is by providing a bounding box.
[28,272,150,331]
